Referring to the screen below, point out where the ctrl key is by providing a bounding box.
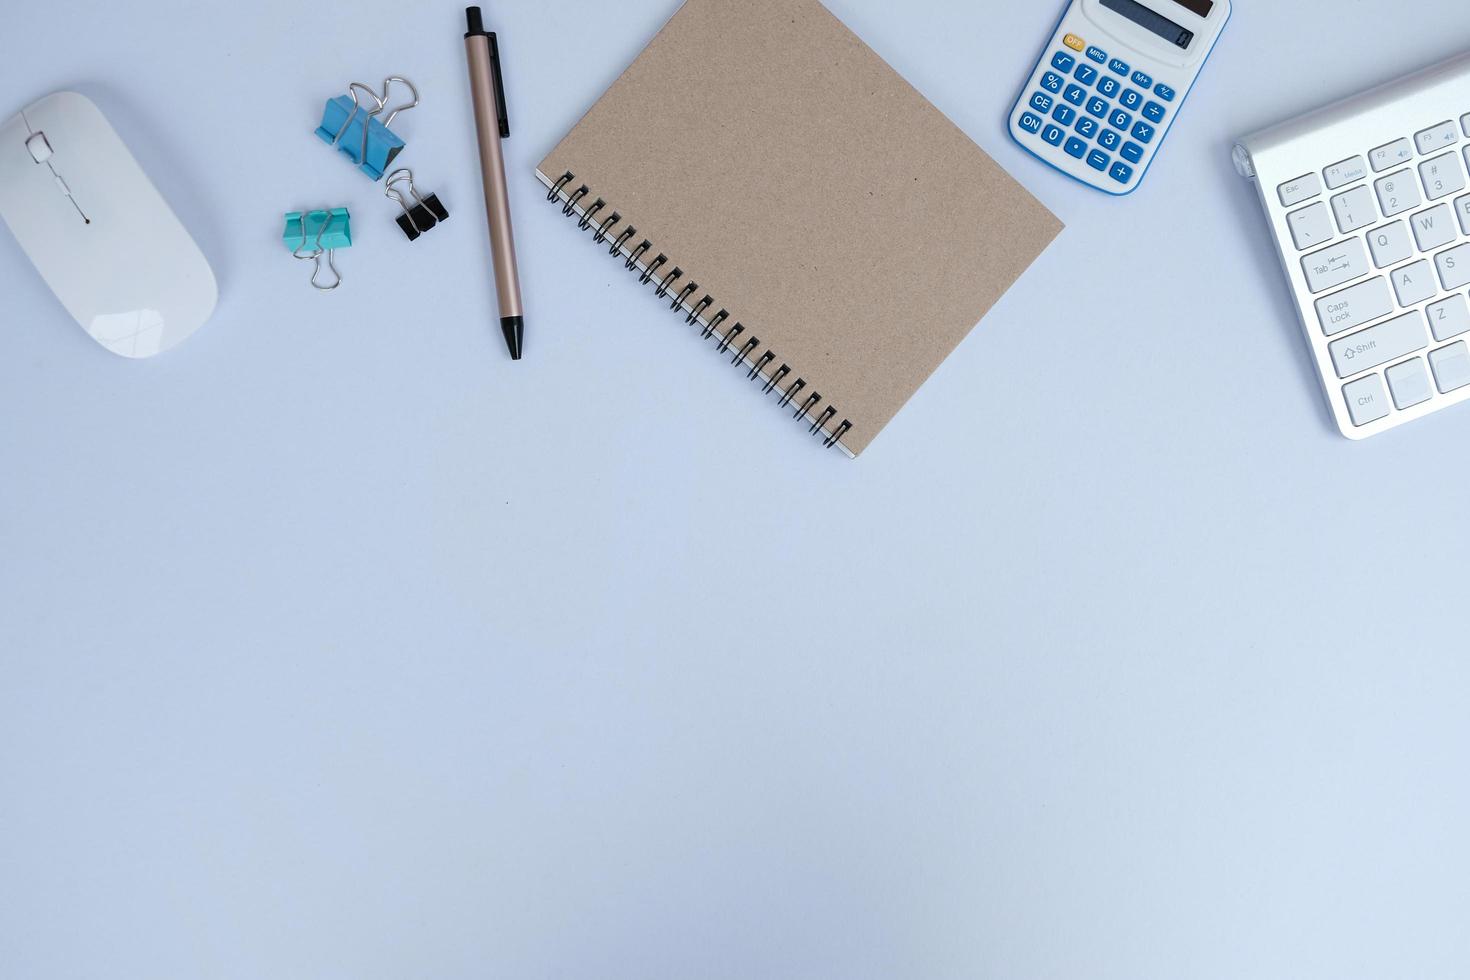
[1343,375,1390,426]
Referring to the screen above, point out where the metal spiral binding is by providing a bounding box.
[545,170,853,451]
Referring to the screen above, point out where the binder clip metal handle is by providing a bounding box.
[315,77,419,181]
[284,208,352,291]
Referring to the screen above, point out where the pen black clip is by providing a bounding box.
[466,6,511,138]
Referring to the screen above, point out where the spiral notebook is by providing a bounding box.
[537,0,1062,457]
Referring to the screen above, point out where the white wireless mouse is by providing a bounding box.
[0,92,216,358]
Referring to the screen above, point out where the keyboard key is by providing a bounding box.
[1109,109,1133,131]
[1075,64,1099,86]
[1141,100,1165,123]
[1427,294,1470,341]
[1099,128,1122,151]
[1343,374,1391,425]
[1302,238,1371,293]
[1324,156,1368,189]
[1086,149,1110,171]
[1063,33,1086,52]
[1041,124,1064,146]
[1387,358,1434,409]
[1370,138,1414,172]
[1086,45,1107,64]
[1419,152,1466,200]
[1097,75,1121,99]
[1120,141,1144,164]
[1052,51,1077,72]
[1454,194,1470,234]
[1315,277,1394,336]
[1328,311,1428,377]
[1411,204,1455,251]
[1063,84,1087,105]
[1374,169,1420,217]
[1018,112,1043,135]
[1287,202,1333,250]
[1415,120,1459,154]
[1052,104,1077,126]
[1030,92,1055,114]
[1331,185,1377,233]
[1431,341,1470,392]
[1391,260,1435,306]
[1131,120,1156,143]
[1464,112,1470,137]
[1108,58,1130,76]
[1154,82,1176,101]
[1109,161,1133,184]
[1278,173,1322,206]
[1075,117,1099,139]
[1367,221,1413,268]
[1132,70,1152,88]
[1086,96,1109,118]
[1435,242,1470,289]
[1064,136,1087,159]
[1040,71,1064,93]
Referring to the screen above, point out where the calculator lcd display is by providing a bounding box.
[1169,0,1213,15]
[1099,0,1195,48]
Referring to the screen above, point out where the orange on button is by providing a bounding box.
[1063,33,1085,51]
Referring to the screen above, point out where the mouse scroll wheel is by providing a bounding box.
[26,132,54,164]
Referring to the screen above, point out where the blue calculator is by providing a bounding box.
[1009,0,1230,195]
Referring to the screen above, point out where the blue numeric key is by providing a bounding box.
[1087,149,1110,171]
[1052,52,1077,72]
[1018,112,1043,134]
[1109,109,1132,131]
[1098,128,1121,151]
[1120,141,1144,163]
[1142,101,1166,123]
[1041,71,1064,93]
[1131,70,1153,88]
[1109,161,1134,184]
[1051,104,1076,126]
[1155,83,1176,102]
[1086,96,1109,118]
[1063,84,1086,106]
[1074,116,1099,139]
[1132,120,1156,143]
[1041,124,1065,146]
[1074,64,1099,86]
[1064,136,1087,159]
[1097,76,1120,99]
[1030,92,1054,113]
[1120,88,1142,110]
[1108,58,1130,76]
[1086,46,1107,64]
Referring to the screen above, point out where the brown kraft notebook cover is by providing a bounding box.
[537,0,1062,457]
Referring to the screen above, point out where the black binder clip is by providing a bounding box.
[384,169,449,241]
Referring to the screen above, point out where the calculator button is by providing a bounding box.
[1278,173,1322,207]
[1018,112,1043,135]
[1098,128,1122,151]
[1051,104,1077,126]
[1369,139,1414,172]
[1314,277,1393,336]
[1430,341,1470,393]
[1086,97,1109,119]
[1051,52,1077,72]
[1323,156,1368,189]
[1109,109,1133,131]
[1086,45,1107,63]
[1418,152,1466,200]
[1041,124,1065,146]
[1030,92,1055,114]
[1075,65,1100,88]
[1097,76,1120,98]
[1411,204,1455,252]
[1391,260,1435,307]
[1374,169,1420,217]
[1120,89,1142,111]
[1131,70,1153,88]
[1108,58,1130,76]
[1120,141,1144,164]
[1328,311,1427,377]
[1086,149,1110,172]
[1040,72,1064,94]
[1109,161,1134,184]
[1063,33,1086,52]
[1131,120,1155,144]
[1343,375,1391,426]
[1286,202,1333,250]
[1064,136,1088,159]
[1367,221,1413,267]
[1074,117,1099,139]
[1386,358,1433,409]
[1414,120,1458,155]
[1154,82,1176,101]
[1302,238,1371,294]
[1331,185,1376,233]
[1063,84,1086,106]
[1141,100,1165,124]
[1427,294,1470,342]
[1435,242,1470,290]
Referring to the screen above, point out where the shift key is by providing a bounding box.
[1302,238,1369,293]
[1328,311,1428,378]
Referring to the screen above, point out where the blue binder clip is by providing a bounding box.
[315,77,419,181]
[284,208,352,290]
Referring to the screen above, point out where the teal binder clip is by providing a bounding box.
[315,77,418,181]
[284,208,352,291]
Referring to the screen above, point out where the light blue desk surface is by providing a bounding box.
[3,2,1468,977]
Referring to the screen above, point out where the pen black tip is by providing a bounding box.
[501,316,524,360]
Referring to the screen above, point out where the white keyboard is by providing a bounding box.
[1236,53,1470,438]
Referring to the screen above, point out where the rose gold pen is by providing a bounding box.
[464,5,524,360]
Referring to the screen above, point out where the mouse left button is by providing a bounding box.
[26,132,53,163]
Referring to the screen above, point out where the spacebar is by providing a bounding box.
[1328,311,1428,378]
